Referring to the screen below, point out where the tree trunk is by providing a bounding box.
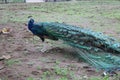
[24,0,26,3]
[54,0,56,2]
[45,0,48,2]
[5,0,7,3]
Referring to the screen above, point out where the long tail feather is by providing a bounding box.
[39,22,120,71]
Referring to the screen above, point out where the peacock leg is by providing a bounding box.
[40,41,52,53]
[33,35,35,44]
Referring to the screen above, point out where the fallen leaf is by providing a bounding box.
[1,28,11,34]
[2,55,11,60]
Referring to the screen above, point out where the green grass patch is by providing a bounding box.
[5,59,21,66]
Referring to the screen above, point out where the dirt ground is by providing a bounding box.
[0,22,103,80]
[0,2,120,80]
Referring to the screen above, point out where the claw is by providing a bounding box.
[102,70,118,77]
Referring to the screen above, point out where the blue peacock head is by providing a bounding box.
[29,18,34,24]
[28,16,34,24]
[27,16,35,30]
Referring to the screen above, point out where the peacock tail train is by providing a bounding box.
[40,22,120,71]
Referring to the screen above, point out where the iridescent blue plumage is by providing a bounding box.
[27,18,120,74]
[28,18,58,42]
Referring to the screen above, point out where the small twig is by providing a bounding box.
[0,57,4,61]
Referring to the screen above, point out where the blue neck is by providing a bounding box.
[28,21,33,30]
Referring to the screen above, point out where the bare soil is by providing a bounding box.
[0,22,103,80]
[0,2,120,80]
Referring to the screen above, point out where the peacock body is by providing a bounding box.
[28,18,58,42]
[28,18,120,73]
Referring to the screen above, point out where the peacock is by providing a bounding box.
[27,17,120,75]
[28,16,58,42]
